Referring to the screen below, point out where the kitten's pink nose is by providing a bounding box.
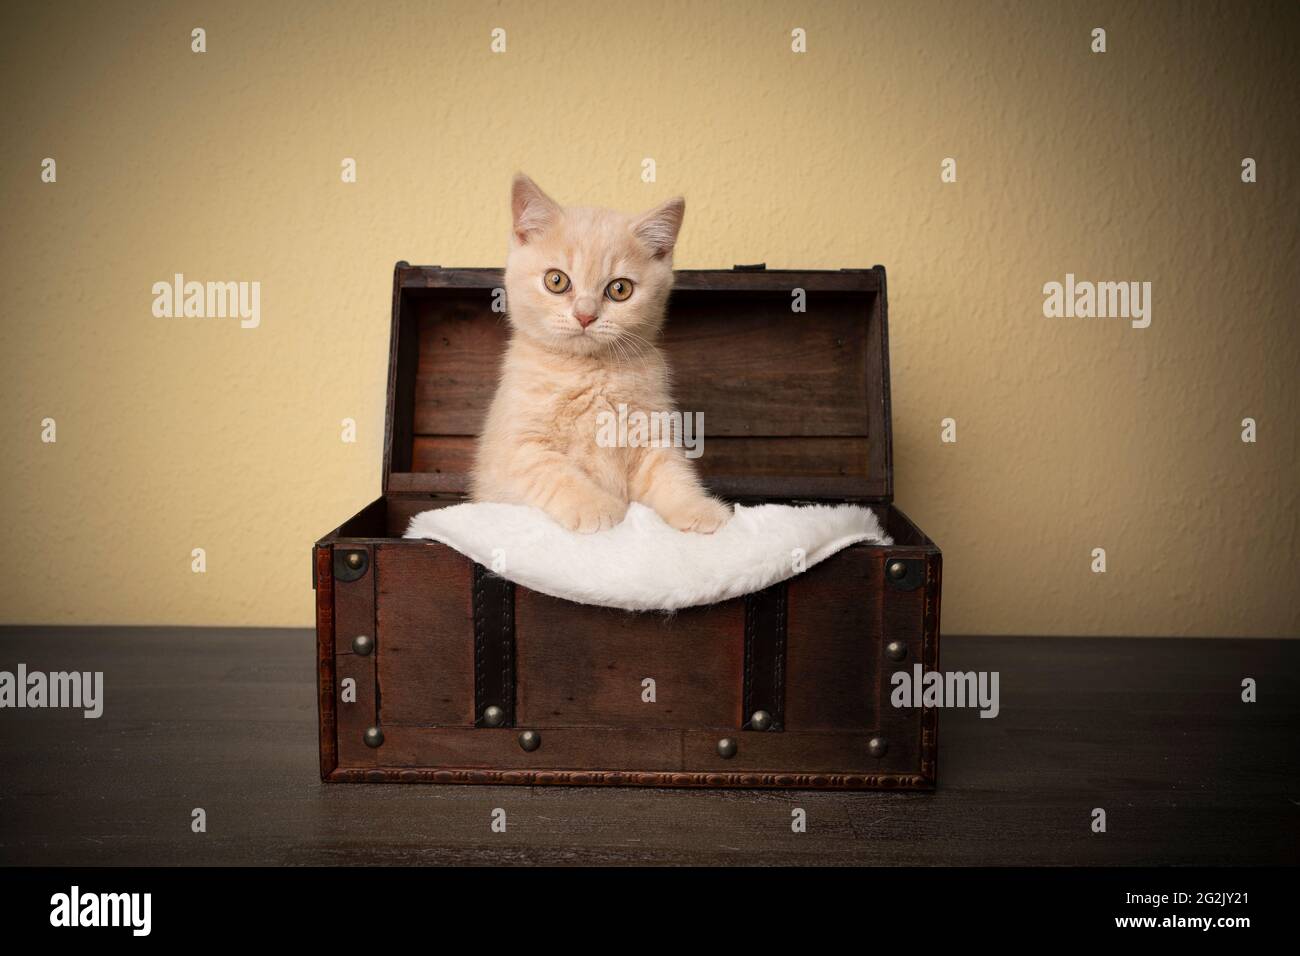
[574,297,599,329]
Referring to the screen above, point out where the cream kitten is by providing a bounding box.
[470,174,732,535]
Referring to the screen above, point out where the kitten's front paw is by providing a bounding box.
[549,493,628,534]
[662,498,732,534]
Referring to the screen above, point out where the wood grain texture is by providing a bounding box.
[659,291,871,438]
[1,628,1294,865]
[316,497,387,543]
[409,291,871,439]
[387,469,887,500]
[875,552,927,770]
[375,727,683,771]
[328,767,926,788]
[314,545,337,778]
[885,505,935,547]
[383,495,459,535]
[412,294,506,437]
[513,592,744,729]
[375,544,475,727]
[411,435,872,486]
[869,265,893,501]
[332,546,377,768]
[383,262,419,488]
[922,552,943,783]
[785,547,881,732]
[677,730,905,775]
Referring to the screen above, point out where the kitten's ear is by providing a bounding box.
[511,173,561,244]
[631,197,685,258]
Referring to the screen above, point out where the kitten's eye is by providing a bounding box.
[543,269,571,294]
[605,278,634,302]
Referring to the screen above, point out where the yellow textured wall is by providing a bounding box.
[1,0,1296,635]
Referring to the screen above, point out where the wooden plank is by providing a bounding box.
[387,471,470,495]
[680,730,906,775]
[668,269,881,293]
[376,727,681,770]
[869,267,893,500]
[410,435,869,485]
[922,551,942,782]
[884,503,936,547]
[384,495,462,535]
[410,291,871,440]
[412,295,507,437]
[323,497,386,540]
[387,470,886,500]
[872,550,929,774]
[410,435,476,479]
[383,264,419,491]
[314,545,337,778]
[384,492,893,532]
[514,591,745,729]
[784,547,879,732]
[375,543,476,727]
[333,545,378,767]
[661,291,870,438]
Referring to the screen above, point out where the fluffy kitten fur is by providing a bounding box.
[470,174,731,535]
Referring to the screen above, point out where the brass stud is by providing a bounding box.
[749,710,773,732]
[351,634,373,656]
[887,560,907,581]
[364,726,384,748]
[483,705,505,727]
[518,730,541,752]
[334,549,368,582]
[717,737,738,759]
[868,736,888,758]
[886,640,907,661]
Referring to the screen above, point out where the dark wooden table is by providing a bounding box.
[0,628,1295,865]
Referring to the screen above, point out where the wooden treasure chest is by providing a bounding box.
[313,263,942,789]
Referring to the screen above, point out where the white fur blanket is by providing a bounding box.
[403,501,891,611]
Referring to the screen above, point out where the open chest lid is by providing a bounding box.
[383,264,894,502]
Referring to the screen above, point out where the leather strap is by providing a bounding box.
[743,581,788,730]
[472,563,516,727]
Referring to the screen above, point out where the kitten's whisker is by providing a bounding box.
[614,332,652,364]
[618,328,659,351]
[611,336,638,370]
[606,338,636,370]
